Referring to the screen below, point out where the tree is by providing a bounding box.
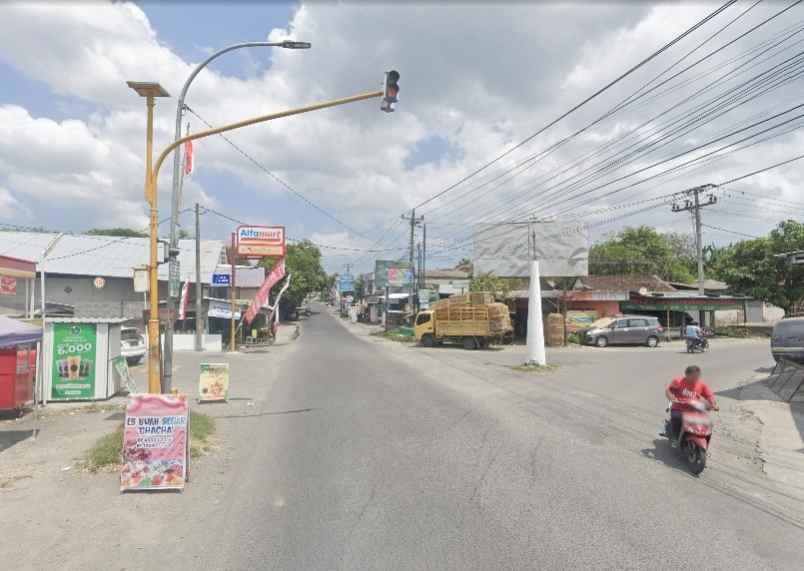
[470,272,509,299]
[87,227,147,238]
[353,274,365,300]
[589,226,696,282]
[710,220,804,313]
[261,240,328,314]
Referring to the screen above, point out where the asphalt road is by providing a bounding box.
[210,307,804,570]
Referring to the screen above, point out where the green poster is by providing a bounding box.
[51,323,97,400]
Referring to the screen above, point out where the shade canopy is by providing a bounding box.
[0,316,42,348]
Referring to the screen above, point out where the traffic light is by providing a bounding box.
[381,70,400,113]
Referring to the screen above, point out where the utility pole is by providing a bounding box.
[672,184,718,325]
[401,209,423,319]
[229,232,238,352]
[422,223,427,291]
[417,243,422,289]
[194,203,203,351]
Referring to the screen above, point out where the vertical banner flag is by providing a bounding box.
[178,277,190,320]
[183,138,194,176]
[244,258,286,324]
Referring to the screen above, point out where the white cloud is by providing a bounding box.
[0,1,802,273]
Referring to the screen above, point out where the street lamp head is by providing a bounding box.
[278,40,311,49]
[126,81,171,98]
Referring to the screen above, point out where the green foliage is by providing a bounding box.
[470,273,510,299]
[590,226,696,282]
[262,240,328,311]
[86,227,148,238]
[709,220,804,312]
[353,274,365,300]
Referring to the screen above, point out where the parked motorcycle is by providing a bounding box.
[661,399,713,475]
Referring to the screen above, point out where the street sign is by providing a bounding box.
[93,276,106,289]
[212,273,231,286]
[236,225,285,258]
[0,276,17,295]
[168,259,181,298]
[133,268,148,293]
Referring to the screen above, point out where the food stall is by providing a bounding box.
[42,317,126,403]
[0,315,41,414]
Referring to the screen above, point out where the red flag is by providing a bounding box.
[183,138,194,176]
[178,278,190,320]
[244,259,286,324]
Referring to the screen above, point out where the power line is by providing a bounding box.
[410,0,740,212]
[702,223,762,238]
[183,105,370,240]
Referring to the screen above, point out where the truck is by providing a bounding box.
[413,294,513,350]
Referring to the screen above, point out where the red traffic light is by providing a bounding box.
[383,70,400,103]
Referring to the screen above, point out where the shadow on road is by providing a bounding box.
[0,429,35,453]
[641,438,696,475]
[215,408,316,420]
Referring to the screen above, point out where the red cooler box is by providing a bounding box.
[0,347,34,412]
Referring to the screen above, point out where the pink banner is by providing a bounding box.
[121,394,188,491]
[244,258,285,324]
[178,278,190,320]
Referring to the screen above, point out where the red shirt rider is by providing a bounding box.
[666,366,719,412]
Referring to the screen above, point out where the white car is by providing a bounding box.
[121,327,146,365]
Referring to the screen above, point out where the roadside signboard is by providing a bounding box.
[236,225,285,258]
[339,274,355,293]
[473,221,589,277]
[121,394,188,492]
[51,323,96,400]
[212,273,231,286]
[112,355,136,394]
[198,363,229,402]
[374,260,411,289]
[133,268,148,292]
[565,310,598,332]
[208,300,241,320]
[0,276,17,295]
[387,267,413,287]
[93,276,106,289]
[418,289,432,310]
[168,259,181,298]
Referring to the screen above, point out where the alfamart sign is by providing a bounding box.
[236,225,285,258]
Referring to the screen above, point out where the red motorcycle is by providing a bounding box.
[662,398,713,475]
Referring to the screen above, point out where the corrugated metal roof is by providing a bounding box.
[0,231,222,283]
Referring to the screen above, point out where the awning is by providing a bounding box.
[0,315,42,348]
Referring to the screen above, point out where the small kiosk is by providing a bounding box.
[0,316,41,414]
[42,317,127,403]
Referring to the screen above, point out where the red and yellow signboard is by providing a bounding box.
[236,225,285,258]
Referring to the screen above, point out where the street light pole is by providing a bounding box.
[164,39,311,393]
[128,81,170,394]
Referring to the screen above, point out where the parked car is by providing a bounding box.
[771,317,804,363]
[582,315,663,348]
[120,326,146,365]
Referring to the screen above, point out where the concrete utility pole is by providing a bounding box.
[229,232,238,352]
[194,203,203,351]
[401,210,423,319]
[422,223,427,290]
[672,184,718,324]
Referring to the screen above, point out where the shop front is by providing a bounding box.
[621,293,747,331]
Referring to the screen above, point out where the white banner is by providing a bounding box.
[472,221,589,277]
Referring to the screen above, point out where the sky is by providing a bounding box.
[1,1,803,273]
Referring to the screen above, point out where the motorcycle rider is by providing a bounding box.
[685,320,706,351]
[664,365,719,447]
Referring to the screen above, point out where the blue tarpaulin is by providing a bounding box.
[0,316,42,348]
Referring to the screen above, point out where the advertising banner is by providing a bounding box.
[565,310,599,332]
[387,267,413,287]
[198,363,230,402]
[208,300,241,320]
[236,225,286,258]
[244,258,286,324]
[51,323,96,400]
[0,276,17,295]
[121,394,188,491]
[113,355,136,394]
[374,260,411,289]
[338,274,355,293]
[472,221,589,277]
[212,273,231,286]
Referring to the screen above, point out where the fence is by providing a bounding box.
[767,359,804,403]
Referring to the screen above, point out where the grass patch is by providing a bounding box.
[510,363,559,374]
[83,410,216,472]
[370,329,416,343]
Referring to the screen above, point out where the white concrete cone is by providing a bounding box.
[526,260,547,366]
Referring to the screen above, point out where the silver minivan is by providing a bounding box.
[583,315,664,348]
[771,317,804,363]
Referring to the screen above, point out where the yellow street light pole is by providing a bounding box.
[128,81,170,394]
[149,89,384,355]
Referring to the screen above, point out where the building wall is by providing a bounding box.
[568,300,621,317]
